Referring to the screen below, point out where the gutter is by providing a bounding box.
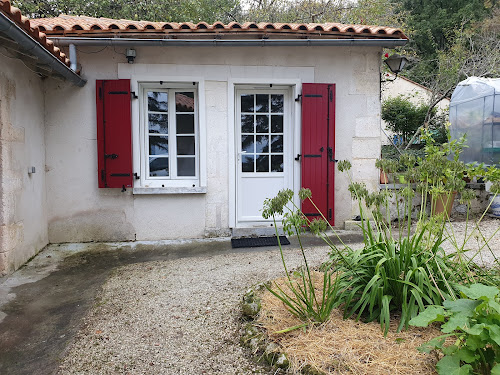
[0,12,86,87]
[49,37,407,48]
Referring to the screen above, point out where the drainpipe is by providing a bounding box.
[69,43,77,72]
[0,12,86,87]
[49,37,407,48]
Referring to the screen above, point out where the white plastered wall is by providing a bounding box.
[0,54,48,275]
[44,45,383,242]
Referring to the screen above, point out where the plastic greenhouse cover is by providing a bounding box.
[450,77,500,107]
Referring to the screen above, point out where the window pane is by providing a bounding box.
[271,135,283,153]
[256,115,269,133]
[271,115,283,133]
[241,94,254,112]
[176,92,195,112]
[177,136,195,155]
[241,115,254,133]
[256,135,269,153]
[256,94,269,113]
[241,135,254,153]
[271,155,283,172]
[149,157,169,176]
[242,154,254,172]
[177,157,195,176]
[271,94,284,113]
[148,91,168,112]
[176,114,194,134]
[148,113,168,134]
[149,135,168,155]
[256,155,269,172]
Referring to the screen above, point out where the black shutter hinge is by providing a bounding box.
[104,153,118,159]
[134,173,140,180]
[295,154,301,161]
[131,91,138,99]
[295,94,302,102]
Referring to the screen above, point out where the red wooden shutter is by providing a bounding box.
[96,79,133,189]
[301,83,336,225]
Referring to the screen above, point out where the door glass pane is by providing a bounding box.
[241,115,254,133]
[177,136,195,155]
[241,135,254,153]
[149,136,169,155]
[256,155,269,172]
[271,94,284,113]
[271,135,283,153]
[177,157,195,176]
[256,94,269,113]
[241,94,254,112]
[149,157,169,176]
[256,135,269,153]
[256,115,269,133]
[242,154,254,172]
[176,114,194,134]
[148,113,168,134]
[175,92,195,112]
[271,115,283,133]
[148,91,168,112]
[271,155,283,172]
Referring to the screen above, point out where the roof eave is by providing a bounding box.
[49,36,407,48]
[0,12,86,87]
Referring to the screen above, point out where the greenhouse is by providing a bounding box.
[450,77,500,165]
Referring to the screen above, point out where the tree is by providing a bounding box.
[12,0,241,23]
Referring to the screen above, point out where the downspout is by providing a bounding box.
[49,37,407,48]
[69,43,77,72]
[0,12,86,87]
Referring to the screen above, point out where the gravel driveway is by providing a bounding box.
[51,219,499,374]
[56,243,335,375]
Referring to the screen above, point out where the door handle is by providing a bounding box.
[327,147,335,162]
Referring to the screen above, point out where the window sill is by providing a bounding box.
[133,187,207,195]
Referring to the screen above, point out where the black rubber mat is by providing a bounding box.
[231,236,290,248]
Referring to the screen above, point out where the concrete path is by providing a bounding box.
[0,233,363,375]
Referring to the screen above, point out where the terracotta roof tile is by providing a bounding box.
[0,0,71,66]
[30,15,408,40]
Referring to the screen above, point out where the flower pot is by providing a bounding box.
[489,194,500,218]
[380,170,389,184]
[431,191,457,217]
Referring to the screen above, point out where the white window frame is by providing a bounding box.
[133,81,206,192]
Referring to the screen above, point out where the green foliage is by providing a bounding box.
[262,189,341,324]
[13,0,241,23]
[410,284,500,375]
[382,96,436,145]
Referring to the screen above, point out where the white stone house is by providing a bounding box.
[0,0,408,275]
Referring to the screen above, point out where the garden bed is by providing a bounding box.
[254,272,443,375]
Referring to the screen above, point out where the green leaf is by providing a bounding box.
[491,363,500,375]
[463,323,486,336]
[443,299,481,315]
[453,347,479,364]
[441,312,470,333]
[409,305,445,327]
[489,324,500,346]
[436,355,473,375]
[457,284,499,301]
[489,300,500,314]
[418,336,447,353]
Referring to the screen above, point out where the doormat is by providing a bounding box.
[231,236,290,249]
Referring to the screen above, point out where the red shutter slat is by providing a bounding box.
[96,79,133,189]
[301,83,335,225]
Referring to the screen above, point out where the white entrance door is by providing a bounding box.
[235,88,293,225]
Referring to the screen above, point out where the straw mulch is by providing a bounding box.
[257,272,443,375]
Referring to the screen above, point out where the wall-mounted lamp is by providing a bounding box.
[384,54,409,77]
[126,49,136,64]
